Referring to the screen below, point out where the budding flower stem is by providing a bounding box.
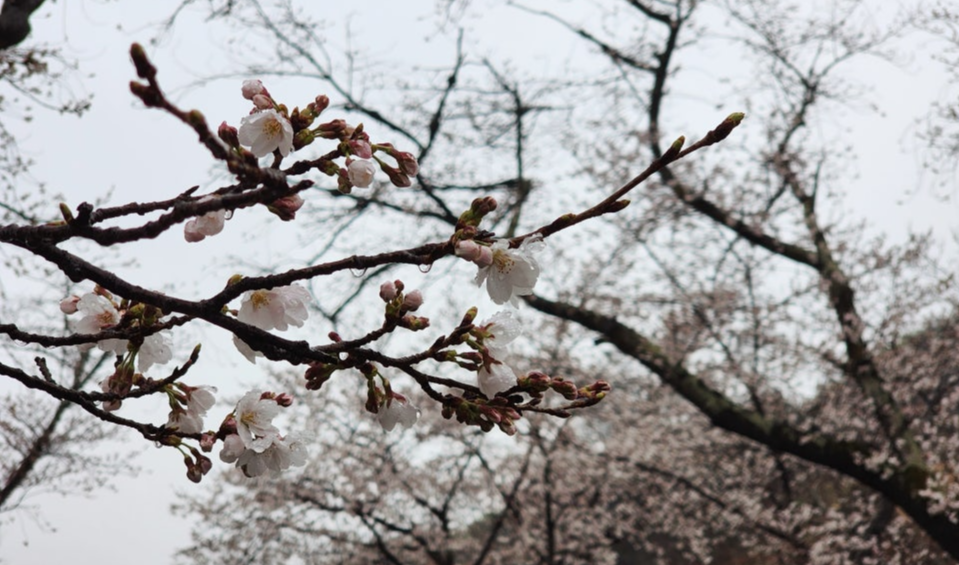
[520,113,744,244]
[127,43,299,186]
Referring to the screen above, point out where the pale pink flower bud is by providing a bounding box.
[269,194,305,221]
[100,368,134,412]
[252,94,273,110]
[522,371,552,392]
[551,378,579,400]
[455,240,482,262]
[475,246,493,268]
[219,433,246,463]
[317,119,347,137]
[241,79,264,100]
[379,281,397,301]
[183,224,206,242]
[348,159,376,188]
[588,380,611,393]
[473,196,497,215]
[349,139,373,159]
[400,314,430,331]
[403,290,424,311]
[59,295,80,314]
[381,163,411,187]
[186,460,203,483]
[183,196,227,243]
[217,121,240,148]
[197,454,213,475]
[314,95,330,113]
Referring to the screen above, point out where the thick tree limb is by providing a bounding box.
[0,0,45,50]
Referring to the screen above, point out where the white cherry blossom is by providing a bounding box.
[474,235,545,305]
[482,311,522,358]
[232,335,262,364]
[218,434,246,463]
[377,394,420,432]
[237,284,311,332]
[234,391,281,452]
[238,109,293,157]
[75,293,120,335]
[240,79,264,100]
[73,294,174,370]
[137,332,173,372]
[235,434,308,478]
[475,311,523,398]
[167,408,203,435]
[186,386,217,416]
[168,385,217,434]
[478,362,517,399]
[75,293,128,354]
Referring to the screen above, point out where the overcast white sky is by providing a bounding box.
[1,1,956,564]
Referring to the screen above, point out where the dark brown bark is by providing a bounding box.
[0,0,46,50]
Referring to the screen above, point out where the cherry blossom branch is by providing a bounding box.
[0,359,177,442]
[0,40,744,485]
[522,113,746,244]
[0,315,191,348]
[0,179,312,247]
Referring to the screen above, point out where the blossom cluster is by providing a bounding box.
[57,76,573,483]
[475,310,523,398]
[218,391,307,477]
[166,384,217,435]
[183,79,421,243]
[61,289,174,412]
[232,284,311,363]
[62,290,173,371]
[458,235,545,306]
[376,392,420,432]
